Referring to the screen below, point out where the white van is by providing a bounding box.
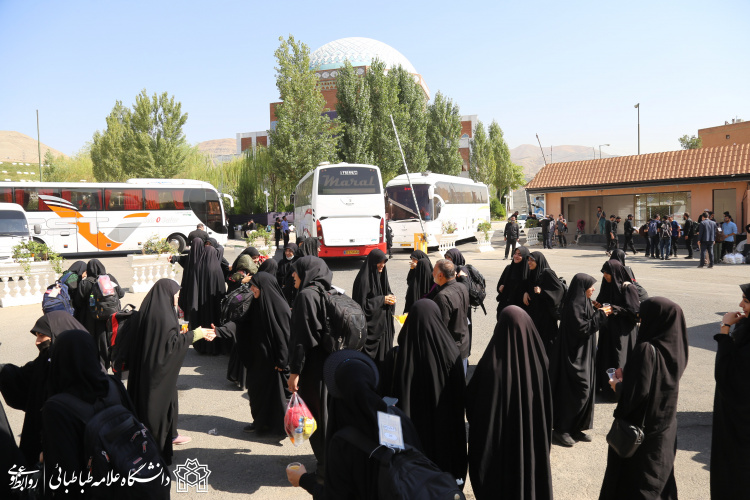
[0,202,40,261]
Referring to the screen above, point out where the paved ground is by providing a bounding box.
[1,237,742,499]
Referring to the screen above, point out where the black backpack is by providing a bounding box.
[54,378,169,499]
[42,271,75,315]
[107,304,139,374]
[461,265,487,315]
[313,284,367,354]
[336,411,465,500]
[220,283,254,324]
[88,275,121,321]
[552,276,569,320]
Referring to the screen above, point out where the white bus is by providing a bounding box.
[385,172,490,248]
[0,179,229,254]
[294,162,386,258]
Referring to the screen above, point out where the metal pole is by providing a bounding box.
[36,110,42,181]
[634,103,640,155]
[536,134,547,165]
[390,115,426,239]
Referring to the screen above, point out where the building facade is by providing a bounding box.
[699,119,749,149]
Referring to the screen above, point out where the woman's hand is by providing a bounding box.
[498,285,505,293]
[523,292,530,306]
[534,286,541,294]
[722,311,744,326]
[288,373,299,393]
[286,464,307,487]
[384,295,396,306]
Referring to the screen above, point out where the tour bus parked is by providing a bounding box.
[294,162,387,257]
[385,172,490,248]
[0,202,39,261]
[0,179,229,254]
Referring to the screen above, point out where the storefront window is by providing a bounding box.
[635,192,690,227]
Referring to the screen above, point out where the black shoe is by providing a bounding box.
[697,265,704,268]
[243,423,256,433]
[708,265,713,268]
[665,257,669,260]
[684,256,692,259]
[572,431,593,442]
[552,430,576,447]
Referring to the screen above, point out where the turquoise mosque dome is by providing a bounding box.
[309,37,418,74]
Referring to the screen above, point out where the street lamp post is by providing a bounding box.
[263,190,270,213]
[634,103,640,154]
[599,144,610,159]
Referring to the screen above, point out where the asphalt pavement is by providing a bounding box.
[0,237,741,499]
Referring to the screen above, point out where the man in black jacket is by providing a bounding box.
[187,223,209,245]
[698,211,717,268]
[540,215,552,249]
[682,212,696,259]
[432,259,470,375]
[604,215,617,255]
[623,214,637,254]
[504,216,519,259]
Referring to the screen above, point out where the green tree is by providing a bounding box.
[336,61,373,164]
[91,90,188,181]
[366,59,402,182]
[237,147,278,214]
[678,134,702,149]
[269,35,340,193]
[43,145,96,182]
[425,91,462,175]
[489,121,525,202]
[391,66,427,180]
[469,120,495,187]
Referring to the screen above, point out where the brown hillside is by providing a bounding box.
[511,144,612,180]
[0,131,67,164]
[197,138,236,156]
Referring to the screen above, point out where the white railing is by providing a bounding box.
[474,233,494,253]
[525,227,542,246]
[129,254,181,293]
[437,234,458,255]
[0,261,56,308]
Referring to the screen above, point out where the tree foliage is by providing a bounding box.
[91,90,188,181]
[469,120,495,188]
[269,35,340,193]
[678,134,702,150]
[426,91,462,175]
[488,121,525,201]
[336,61,373,165]
[43,145,96,182]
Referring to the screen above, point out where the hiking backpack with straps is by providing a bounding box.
[53,378,169,499]
[461,264,487,315]
[313,284,367,354]
[220,283,254,324]
[107,304,139,374]
[336,407,465,500]
[42,271,75,315]
[89,275,121,320]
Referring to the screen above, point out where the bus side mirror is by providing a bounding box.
[33,224,41,234]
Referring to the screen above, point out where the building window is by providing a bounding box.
[726,135,731,139]
[634,191,690,227]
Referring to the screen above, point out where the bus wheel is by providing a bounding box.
[32,237,46,245]
[169,234,187,253]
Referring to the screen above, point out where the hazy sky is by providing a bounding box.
[1,0,748,159]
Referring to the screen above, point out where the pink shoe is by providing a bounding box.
[172,435,191,445]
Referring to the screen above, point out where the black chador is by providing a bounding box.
[352,249,395,365]
[403,250,433,313]
[496,246,530,319]
[526,251,566,358]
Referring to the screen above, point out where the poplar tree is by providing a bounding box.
[470,120,495,187]
[489,121,525,201]
[426,91,462,175]
[336,61,373,164]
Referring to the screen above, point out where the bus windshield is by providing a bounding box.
[386,184,432,221]
[318,167,381,195]
[0,211,28,236]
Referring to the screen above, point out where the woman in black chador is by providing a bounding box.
[276,242,298,289]
[352,249,396,365]
[0,311,85,467]
[553,273,608,447]
[127,278,214,464]
[466,306,553,500]
[287,256,334,477]
[403,250,432,313]
[63,260,88,322]
[77,258,125,368]
[174,238,225,354]
[496,246,530,319]
[595,260,640,399]
[710,283,750,499]
[215,272,290,435]
[599,297,688,500]
[387,299,467,485]
[524,251,566,358]
[284,238,319,307]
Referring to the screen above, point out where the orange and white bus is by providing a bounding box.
[0,179,229,254]
[294,162,387,258]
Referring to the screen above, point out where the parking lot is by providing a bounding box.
[0,238,740,499]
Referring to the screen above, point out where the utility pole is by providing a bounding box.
[634,103,640,155]
[37,110,42,181]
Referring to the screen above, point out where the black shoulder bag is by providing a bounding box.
[605,344,656,458]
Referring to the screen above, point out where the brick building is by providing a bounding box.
[525,144,750,233]
[698,119,750,148]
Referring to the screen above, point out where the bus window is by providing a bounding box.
[189,189,226,234]
[14,188,60,211]
[144,189,184,210]
[385,185,431,221]
[318,167,380,195]
[105,189,143,211]
[61,188,102,210]
[0,187,11,203]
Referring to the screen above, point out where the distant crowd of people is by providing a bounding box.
[1,221,748,499]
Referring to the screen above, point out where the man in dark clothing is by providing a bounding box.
[604,215,617,255]
[648,215,662,258]
[187,223,209,245]
[504,216,519,259]
[431,259,470,375]
[540,215,552,249]
[624,214,637,254]
[698,211,717,268]
[682,212,696,259]
[670,215,681,257]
